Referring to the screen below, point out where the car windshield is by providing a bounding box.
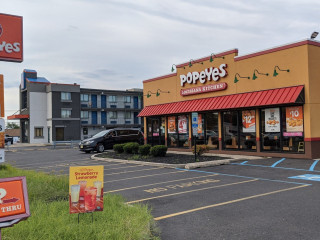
[92,130,110,138]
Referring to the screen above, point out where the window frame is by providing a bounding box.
[61,92,71,101]
[34,127,44,138]
[61,109,72,118]
[80,94,89,102]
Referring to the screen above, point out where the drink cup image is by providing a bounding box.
[78,181,87,200]
[70,184,80,206]
[93,181,102,200]
[84,187,97,212]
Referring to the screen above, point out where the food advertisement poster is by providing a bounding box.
[242,110,256,133]
[178,115,187,134]
[286,106,303,132]
[198,114,203,134]
[265,108,280,132]
[69,166,104,214]
[0,176,30,222]
[168,116,176,134]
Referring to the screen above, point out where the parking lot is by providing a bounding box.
[5,147,320,240]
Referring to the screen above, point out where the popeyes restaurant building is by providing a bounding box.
[138,39,320,159]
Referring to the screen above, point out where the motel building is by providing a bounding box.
[138,39,320,159]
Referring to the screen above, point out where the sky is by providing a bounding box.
[1,0,320,121]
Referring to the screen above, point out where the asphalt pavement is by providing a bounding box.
[5,147,320,240]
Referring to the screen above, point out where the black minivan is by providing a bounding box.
[79,128,144,153]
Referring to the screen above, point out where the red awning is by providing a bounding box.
[7,114,29,120]
[138,85,304,117]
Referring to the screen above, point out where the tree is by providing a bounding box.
[6,122,20,129]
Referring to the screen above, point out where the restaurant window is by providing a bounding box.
[167,116,178,147]
[261,108,281,151]
[281,106,304,153]
[205,112,219,149]
[196,113,205,145]
[178,115,189,148]
[222,111,239,150]
[222,110,256,151]
[240,110,256,150]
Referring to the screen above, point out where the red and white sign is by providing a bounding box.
[180,82,227,96]
[0,13,23,62]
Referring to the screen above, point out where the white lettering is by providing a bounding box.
[0,41,21,54]
[5,43,13,53]
[13,43,20,52]
[186,72,193,84]
[180,75,187,87]
[0,204,22,213]
[192,72,200,84]
[199,71,206,83]
[219,63,227,77]
[205,67,213,81]
[212,68,220,81]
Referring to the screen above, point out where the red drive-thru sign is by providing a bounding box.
[0,177,30,229]
[0,13,23,62]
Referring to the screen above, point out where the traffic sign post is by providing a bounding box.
[191,113,198,162]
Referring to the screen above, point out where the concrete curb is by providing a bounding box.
[91,154,232,169]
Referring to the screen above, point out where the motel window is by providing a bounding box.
[125,112,131,119]
[81,94,89,102]
[81,111,89,119]
[109,96,116,103]
[110,111,117,119]
[125,96,131,103]
[35,127,43,138]
[61,109,72,118]
[61,92,71,101]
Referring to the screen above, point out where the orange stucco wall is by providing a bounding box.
[142,40,320,140]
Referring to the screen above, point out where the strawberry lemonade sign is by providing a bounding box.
[69,166,104,214]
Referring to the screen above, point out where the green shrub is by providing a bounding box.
[113,144,125,153]
[139,144,151,156]
[123,142,140,154]
[192,144,210,156]
[150,145,168,157]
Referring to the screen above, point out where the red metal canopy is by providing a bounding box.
[138,85,304,117]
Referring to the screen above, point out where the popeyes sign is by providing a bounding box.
[180,63,228,96]
[0,13,23,62]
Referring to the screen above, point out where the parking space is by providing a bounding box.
[5,148,320,239]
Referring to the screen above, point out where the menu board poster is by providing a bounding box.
[168,116,176,134]
[242,110,256,133]
[286,106,303,132]
[178,115,187,134]
[198,114,203,134]
[69,166,104,214]
[265,108,280,132]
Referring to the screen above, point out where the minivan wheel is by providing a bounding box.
[97,144,104,153]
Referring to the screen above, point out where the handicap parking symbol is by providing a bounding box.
[289,174,320,181]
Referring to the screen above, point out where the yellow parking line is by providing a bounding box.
[126,179,258,204]
[106,175,218,193]
[104,167,163,176]
[154,184,309,221]
[104,170,187,183]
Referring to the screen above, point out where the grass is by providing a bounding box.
[0,165,159,240]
